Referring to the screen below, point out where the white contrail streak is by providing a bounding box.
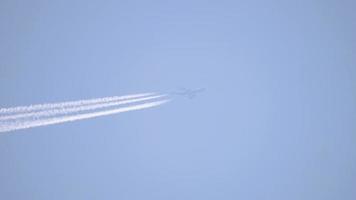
[0,99,170,133]
[0,93,154,115]
[0,94,166,121]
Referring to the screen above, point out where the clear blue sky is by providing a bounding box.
[0,0,355,199]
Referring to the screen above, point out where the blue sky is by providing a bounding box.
[0,0,355,199]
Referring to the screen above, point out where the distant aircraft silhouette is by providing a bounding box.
[172,88,205,99]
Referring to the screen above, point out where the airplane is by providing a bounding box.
[172,88,206,99]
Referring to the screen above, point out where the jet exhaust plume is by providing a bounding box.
[0,93,170,133]
[0,94,166,121]
[0,93,154,114]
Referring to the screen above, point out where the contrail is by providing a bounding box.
[0,100,169,133]
[0,93,154,114]
[0,94,166,121]
[0,93,170,133]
